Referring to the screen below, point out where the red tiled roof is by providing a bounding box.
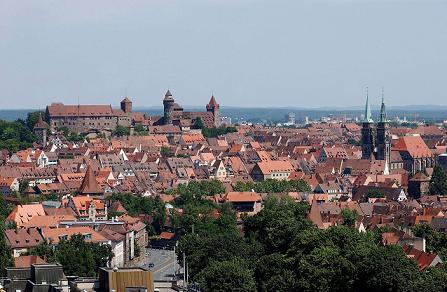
[393,136,432,158]
[225,191,261,203]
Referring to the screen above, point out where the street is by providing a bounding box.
[143,248,180,282]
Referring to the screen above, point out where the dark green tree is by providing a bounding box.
[53,234,113,276]
[160,146,173,158]
[429,166,447,195]
[192,118,204,129]
[196,259,257,292]
[341,208,358,227]
[366,189,385,198]
[27,240,55,262]
[26,111,45,130]
[134,124,148,135]
[113,125,130,137]
[0,221,14,276]
[413,223,447,260]
[0,196,14,219]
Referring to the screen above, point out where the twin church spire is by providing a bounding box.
[363,87,386,123]
[361,87,391,173]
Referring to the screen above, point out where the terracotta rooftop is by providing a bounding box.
[78,165,103,195]
[7,204,46,227]
[225,191,262,203]
[393,135,432,158]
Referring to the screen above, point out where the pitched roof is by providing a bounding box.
[78,165,103,195]
[34,115,49,129]
[403,244,440,270]
[308,199,325,229]
[393,136,432,158]
[5,228,44,249]
[207,95,219,108]
[47,103,124,117]
[41,226,108,245]
[14,255,46,268]
[164,89,173,100]
[25,214,76,229]
[255,160,294,175]
[225,191,262,203]
[7,204,46,227]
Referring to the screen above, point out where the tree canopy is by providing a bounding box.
[113,125,130,137]
[233,179,312,193]
[201,126,237,138]
[429,166,447,195]
[176,195,447,292]
[0,119,36,152]
[28,234,113,277]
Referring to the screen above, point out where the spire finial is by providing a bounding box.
[380,87,387,123]
[364,87,373,123]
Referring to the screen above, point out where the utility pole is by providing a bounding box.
[173,243,177,280]
[183,252,186,289]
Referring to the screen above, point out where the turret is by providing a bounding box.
[206,95,220,127]
[120,97,132,114]
[33,114,49,147]
[163,89,175,125]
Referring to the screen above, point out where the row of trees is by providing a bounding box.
[0,111,40,152]
[192,118,238,137]
[233,179,312,193]
[160,180,447,291]
[176,195,447,291]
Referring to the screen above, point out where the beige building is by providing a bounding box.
[45,97,132,134]
[251,160,294,181]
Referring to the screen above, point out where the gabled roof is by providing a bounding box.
[14,255,46,268]
[308,199,325,229]
[78,165,103,195]
[7,204,46,227]
[41,226,108,245]
[225,191,261,203]
[393,136,432,158]
[403,244,441,270]
[207,95,219,108]
[255,160,294,175]
[5,228,44,249]
[34,114,49,129]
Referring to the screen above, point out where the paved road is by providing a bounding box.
[144,248,180,282]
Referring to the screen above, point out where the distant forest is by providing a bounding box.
[1,106,446,125]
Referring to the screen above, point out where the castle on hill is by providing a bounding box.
[44,90,220,134]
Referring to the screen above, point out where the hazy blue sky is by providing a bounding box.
[1,0,446,109]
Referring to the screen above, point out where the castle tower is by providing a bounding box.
[376,89,391,174]
[163,89,175,125]
[206,95,220,127]
[361,89,375,159]
[33,114,49,147]
[120,97,132,114]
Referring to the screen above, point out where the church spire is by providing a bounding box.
[379,87,386,123]
[364,87,373,123]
